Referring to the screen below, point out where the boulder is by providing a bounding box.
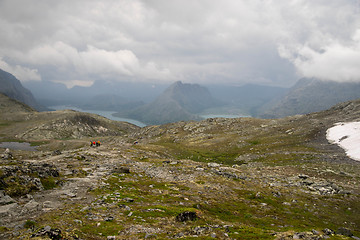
[22,199,41,213]
[31,226,62,240]
[112,166,130,174]
[175,211,198,222]
[2,148,13,160]
[336,227,353,237]
[0,202,19,218]
[0,191,16,205]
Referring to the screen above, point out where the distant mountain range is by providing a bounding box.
[3,67,360,124]
[259,78,360,118]
[206,83,287,116]
[0,69,45,111]
[115,81,223,125]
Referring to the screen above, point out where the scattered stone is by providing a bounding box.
[312,229,320,235]
[80,206,91,212]
[322,228,335,235]
[52,150,62,156]
[192,226,210,235]
[336,227,353,237]
[2,148,13,160]
[213,169,247,180]
[119,204,131,211]
[107,236,116,240]
[31,226,62,240]
[123,197,134,202]
[175,211,198,222]
[74,219,82,224]
[112,166,130,174]
[174,232,185,238]
[145,233,157,239]
[272,191,282,197]
[298,174,309,179]
[104,216,114,222]
[32,177,44,191]
[208,163,220,168]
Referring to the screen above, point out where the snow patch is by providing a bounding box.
[326,122,360,161]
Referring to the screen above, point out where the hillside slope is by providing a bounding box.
[260,78,360,118]
[0,97,359,239]
[0,94,139,141]
[0,69,45,111]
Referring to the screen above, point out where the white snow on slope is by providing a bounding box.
[326,122,360,161]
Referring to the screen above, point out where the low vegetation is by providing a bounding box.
[0,96,360,239]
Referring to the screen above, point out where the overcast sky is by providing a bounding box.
[0,0,359,88]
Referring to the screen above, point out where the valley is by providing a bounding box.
[1,93,360,239]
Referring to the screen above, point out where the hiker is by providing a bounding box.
[96,141,101,147]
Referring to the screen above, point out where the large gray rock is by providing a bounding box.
[22,199,41,213]
[0,190,16,206]
[0,203,19,218]
[1,148,13,160]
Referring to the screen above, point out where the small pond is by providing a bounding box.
[0,142,37,151]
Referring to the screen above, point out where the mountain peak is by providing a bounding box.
[0,68,45,111]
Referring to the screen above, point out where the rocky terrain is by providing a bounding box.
[0,94,360,239]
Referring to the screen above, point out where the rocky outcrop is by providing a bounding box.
[0,163,60,197]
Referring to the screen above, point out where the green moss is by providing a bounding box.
[0,226,9,233]
[24,220,36,229]
[30,140,50,146]
[80,221,123,237]
[228,225,273,240]
[40,177,57,190]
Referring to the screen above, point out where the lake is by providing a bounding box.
[50,106,248,127]
[0,142,37,151]
[50,106,147,127]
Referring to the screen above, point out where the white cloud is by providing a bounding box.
[0,0,359,86]
[0,58,41,82]
[294,41,360,82]
[53,79,94,89]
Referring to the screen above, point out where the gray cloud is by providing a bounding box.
[0,0,359,87]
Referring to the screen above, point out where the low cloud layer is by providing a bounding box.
[0,0,359,87]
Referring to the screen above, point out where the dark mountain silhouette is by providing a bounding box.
[23,80,168,107]
[117,81,223,125]
[0,68,45,111]
[259,78,360,118]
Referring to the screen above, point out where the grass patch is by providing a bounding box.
[24,220,37,229]
[40,176,58,190]
[152,140,240,165]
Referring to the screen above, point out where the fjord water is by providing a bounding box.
[50,106,248,127]
[50,106,147,127]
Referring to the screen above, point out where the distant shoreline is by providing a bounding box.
[49,106,147,127]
